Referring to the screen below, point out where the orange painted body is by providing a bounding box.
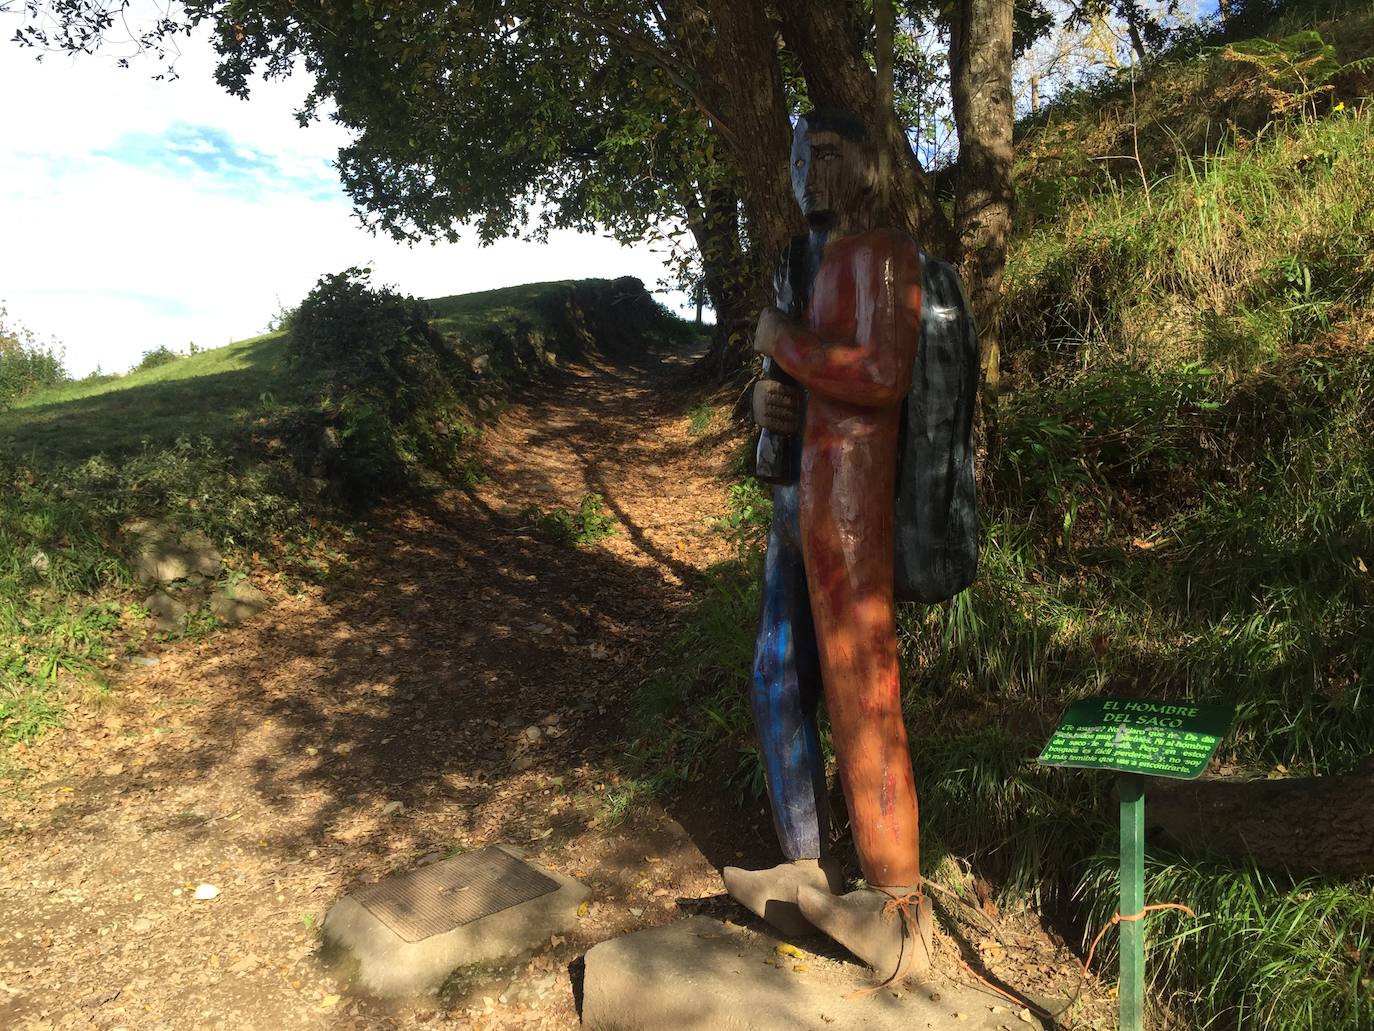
[771,227,923,888]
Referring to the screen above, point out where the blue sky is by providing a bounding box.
[94,123,343,203]
[0,25,687,377]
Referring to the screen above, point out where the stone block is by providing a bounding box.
[126,519,223,584]
[209,580,270,625]
[582,916,1021,1031]
[143,590,188,633]
[322,845,588,998]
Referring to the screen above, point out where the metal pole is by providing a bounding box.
[1119,773,1146,1031]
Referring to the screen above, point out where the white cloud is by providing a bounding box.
[0,19,689,376]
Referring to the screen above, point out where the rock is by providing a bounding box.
[321,844,589,998]
[126,655,160,668]
[209,580,271,625]
[126,520,223,584]
[29,550,50,575]
[193,884,221,901]
[143,591,188,633]
[228,955,260,974]
[382,801,405,816]
[581,916,1014,1031]
[131,918,153,934]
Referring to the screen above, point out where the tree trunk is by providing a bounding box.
[950,0,1015,403]
[683,181,755,379]
[775,0,958,259]
[666,0,799,379]
[1123,0,1149,66]
[1145,764,1374,877]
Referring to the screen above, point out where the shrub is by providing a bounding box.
[134,346,183,372]
[289,266,434,375]
[0,303,68,409]
[286,268,467,499]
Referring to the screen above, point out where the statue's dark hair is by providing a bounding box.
[795,108,872,145]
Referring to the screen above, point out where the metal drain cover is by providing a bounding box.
[353,846,560,943]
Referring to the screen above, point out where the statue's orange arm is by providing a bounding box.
[771,233,922,408]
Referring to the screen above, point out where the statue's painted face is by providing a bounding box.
[791,122,872,224]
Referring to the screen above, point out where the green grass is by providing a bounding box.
[0,334,300,464]
[521,492,617,547]
[686,402,716,436]
[1080,854,1374,1029]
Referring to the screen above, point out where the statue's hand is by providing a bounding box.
[753,379,801,434]
[754,306,787,357]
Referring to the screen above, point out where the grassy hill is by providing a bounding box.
[0,333,298,464]
[634,7,1373,1029]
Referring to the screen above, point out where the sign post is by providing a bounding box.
[1038,698,1235,1031]
[1118,772,1145,1030]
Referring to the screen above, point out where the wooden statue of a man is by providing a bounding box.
[723,109,934,980]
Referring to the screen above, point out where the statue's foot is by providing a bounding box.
[721,858,844,937]
[796,884,934,981]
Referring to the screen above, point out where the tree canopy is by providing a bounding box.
[8,0,1181,377]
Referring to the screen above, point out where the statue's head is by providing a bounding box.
[791,109,877,227]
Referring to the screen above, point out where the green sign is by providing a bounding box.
[1038,698,1235,780]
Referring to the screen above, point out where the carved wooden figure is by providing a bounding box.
[724,109,978,982]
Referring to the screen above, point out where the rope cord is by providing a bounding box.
[843,884,929,999]
[1083,902,1197,975]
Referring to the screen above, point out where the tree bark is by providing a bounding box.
[665,0,799,377]
[1122,0,1149,65]
[1145,763,1374,877]
[950,0,1015,402]
[683,180,755,379]
[774,0,958,258]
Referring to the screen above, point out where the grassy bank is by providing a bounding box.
[634,12,1373,1030]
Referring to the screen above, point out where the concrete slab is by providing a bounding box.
[582,916,1030,1031]
[322,845,588,997]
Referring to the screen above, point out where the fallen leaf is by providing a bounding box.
[319,994,340,1008]
[577,901,590,917]
[775,943,805,960]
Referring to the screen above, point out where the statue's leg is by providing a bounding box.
[750,483,826,860]
[796,468,931,977]
[722,484,839,937]
[799,478,919,888]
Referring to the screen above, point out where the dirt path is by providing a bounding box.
[0,341,747,1030]
[0,340,1105,1031]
